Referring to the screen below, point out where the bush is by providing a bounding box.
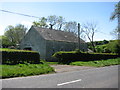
[53,51,120,64]
[107,40,120,54]
[1,49,40,64]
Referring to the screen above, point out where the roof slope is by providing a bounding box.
[33,26,85,43]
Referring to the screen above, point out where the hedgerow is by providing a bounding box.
[1,49,40,64]
[52,51,120,64]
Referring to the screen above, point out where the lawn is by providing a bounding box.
[0,63,55,79]
[70,58,120,67]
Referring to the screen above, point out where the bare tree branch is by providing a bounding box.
[82,22,98,52]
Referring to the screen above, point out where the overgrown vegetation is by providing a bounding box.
[0,62,55,79]
[70,58,120,67]
[1,48,40,64]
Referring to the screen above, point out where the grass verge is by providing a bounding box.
[70,58,120,67]
[0,63,55,79]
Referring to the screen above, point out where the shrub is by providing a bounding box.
[53,51,120,64]
[108,40,120,54]
[1,49,40,64]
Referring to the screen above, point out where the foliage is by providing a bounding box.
[1,48,40,64]
[70,58,120,67]
[46,62,59,65]
[95,44,110,53]
[110,2,120,20]
[33,15,66,30]
[4,24,27,46]
[87,40,109,47]
[110,2,120,39]
[64,21,77,34]
[47,15,58,29]
[107,40,120,54]
[53,51,120,64]
[33,17,48,28]
[32,15,80,34]
[0,63,55,78]
[56,16,65,30]
[0,36,15,48]
[95,40,120,54]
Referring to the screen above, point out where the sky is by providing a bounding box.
[0,1,118,42]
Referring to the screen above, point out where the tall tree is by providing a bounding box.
[110,2,120,20]
[4,24,27,45]
[33,15,66,30]
[33,17,48,28]
[47,15,58,29]
[4,25,15,43]
[56,16,65,30]
[110,2,120,40]
[82,22,98,52]
[64,21,77,34]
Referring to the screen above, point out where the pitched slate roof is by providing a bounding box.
[32,26,85,43]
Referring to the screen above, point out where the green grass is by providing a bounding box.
[0,48,37,53]
[40,59,62,65]
[0,63,55,79]
[46,62,59,65]
[70,58,120,67]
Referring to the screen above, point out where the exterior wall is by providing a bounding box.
[45,40,87,61]
[20,27,46,59]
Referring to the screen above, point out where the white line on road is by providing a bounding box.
[57,79,82,86]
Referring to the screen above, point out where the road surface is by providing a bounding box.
[1,65,119,88]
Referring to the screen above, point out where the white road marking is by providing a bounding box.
[57,79,82,86]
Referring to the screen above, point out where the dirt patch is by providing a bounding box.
[50,65,95,73]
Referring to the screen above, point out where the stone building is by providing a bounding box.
[20,26,87,61]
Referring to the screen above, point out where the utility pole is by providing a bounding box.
[118,14,120,40]
[78,23,80,50]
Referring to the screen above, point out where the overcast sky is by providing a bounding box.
[0,1,118,41]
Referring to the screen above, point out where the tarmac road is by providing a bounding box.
[2,65,119,88]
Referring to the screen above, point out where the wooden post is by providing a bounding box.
[78,23,80,50]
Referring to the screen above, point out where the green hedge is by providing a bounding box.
[53,51,120,64]
[1,49,40,64]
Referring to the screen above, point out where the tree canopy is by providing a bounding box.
[4,24,27,47]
